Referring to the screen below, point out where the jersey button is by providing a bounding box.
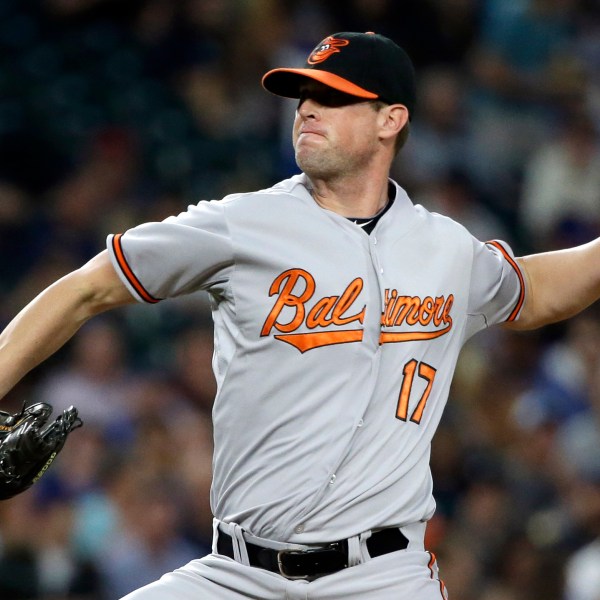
[294,524,305,534]
[357,419,364,427]
[329,474,336,485]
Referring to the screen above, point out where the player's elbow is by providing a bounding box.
[66,252,136,320]
[505,294,582,331]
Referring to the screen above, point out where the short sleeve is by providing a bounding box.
[107,199,234,303]
[464,238,526,339]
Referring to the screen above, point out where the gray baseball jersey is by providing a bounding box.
[107,173,524,545]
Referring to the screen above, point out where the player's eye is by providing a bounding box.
[298,88,367,108]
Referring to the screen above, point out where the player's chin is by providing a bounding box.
[295,136,324,158]
[295,150,322,175]
[296,135,329,154]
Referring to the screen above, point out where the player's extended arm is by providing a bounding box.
[0,251,136,399]
[508,238,600,330]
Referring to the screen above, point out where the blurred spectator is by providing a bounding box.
[170,410,215,543]
[555,331,600,517]
[564,537,600,600]
[429,0,480,67]
[35,318,137,436]
[0,494,41,599]
[504,401,565,544]
[97,472,205,599]
[414,169,511,243]
[564,539,600,600]
[451,473,516,576]
[468,0,585,204]
[435,534,482,600]
[329,0,458,68]
[557,406,600,491]
[40,127,142,262]
[0,182,39,297]
[486,532,562,599]
[169,325,217,414]
[512,311,600,429]
[0,492,101,599]
[519,111,600,250]
[562,452,600,600]
[35,498,102,599]
[572,0,600,130]
[394,67,474,191]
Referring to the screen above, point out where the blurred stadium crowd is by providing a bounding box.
[0,0,599,598]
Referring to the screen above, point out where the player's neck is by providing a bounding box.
[307,175,391,218]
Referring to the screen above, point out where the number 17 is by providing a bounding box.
[396,359,436,424]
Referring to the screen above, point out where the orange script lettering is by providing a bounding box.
[261,269,366,352]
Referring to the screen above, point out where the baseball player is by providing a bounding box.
[1,31,600,599]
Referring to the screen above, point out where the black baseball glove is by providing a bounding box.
[0,402,83,500]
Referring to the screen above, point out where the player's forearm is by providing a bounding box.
[0,252,135,398]
[0,277,93,396]
[511,238,600,330]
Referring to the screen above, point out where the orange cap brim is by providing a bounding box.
[262,68,379,100]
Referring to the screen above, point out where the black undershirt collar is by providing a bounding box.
[347,182,395,235]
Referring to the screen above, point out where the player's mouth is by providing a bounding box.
[298,126,325,138]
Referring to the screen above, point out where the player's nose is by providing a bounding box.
[297,97,321,119]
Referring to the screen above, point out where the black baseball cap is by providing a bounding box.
[262,32,417,115]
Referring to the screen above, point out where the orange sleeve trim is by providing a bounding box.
[111,234,160,304]
[486,240,525,322]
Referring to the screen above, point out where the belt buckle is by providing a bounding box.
[276,544,347,580]
[276,549,310,580]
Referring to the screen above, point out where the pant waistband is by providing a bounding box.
[215,523,409,580]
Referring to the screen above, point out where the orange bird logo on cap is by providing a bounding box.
[307,36,349,65]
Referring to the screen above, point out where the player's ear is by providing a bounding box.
[377,104,409,143]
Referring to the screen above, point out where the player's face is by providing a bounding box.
[293,81,384,180]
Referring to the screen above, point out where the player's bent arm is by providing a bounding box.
[506,237,600,330]
[0,250,136,399]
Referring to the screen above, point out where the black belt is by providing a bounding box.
[217,527,409,580]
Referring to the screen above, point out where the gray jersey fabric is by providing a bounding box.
[107,174,524,544]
